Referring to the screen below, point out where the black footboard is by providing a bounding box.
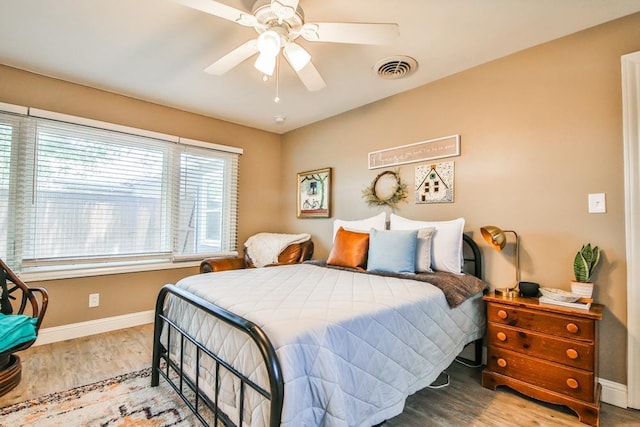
[152,284,284,427]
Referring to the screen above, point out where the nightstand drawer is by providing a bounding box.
[487,303,594,341]
[487,323,595,370]
[487,346,595,402]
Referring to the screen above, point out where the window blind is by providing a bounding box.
[174,144,239,259]
[0,119,13,263]
[0,107,240,273]
[0,111,35,267]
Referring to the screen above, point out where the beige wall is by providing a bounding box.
[0,65,283,329]
[281,13,640,384]
[1,12,638,386]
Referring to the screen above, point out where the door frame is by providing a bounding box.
[622,50,640,409]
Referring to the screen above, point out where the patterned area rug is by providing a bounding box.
[0,368,199,426]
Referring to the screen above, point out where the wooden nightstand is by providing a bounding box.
[482,292,604,426]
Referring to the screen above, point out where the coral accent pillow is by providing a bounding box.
[327,227,370,270]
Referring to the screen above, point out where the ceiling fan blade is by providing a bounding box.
[294,61,326,92]
[173,0,256,26]
[301,22,399,45]
[204,39,258,75]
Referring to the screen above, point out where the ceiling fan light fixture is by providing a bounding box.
[283,42,311,71]
[256,30,281,57]
[254,52,277,76]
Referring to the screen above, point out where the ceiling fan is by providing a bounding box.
[174,0,399,92]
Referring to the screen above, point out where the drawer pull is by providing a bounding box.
[497,358,507,368]
[566,378,579,389]
[566,348,579,359]
[566,323,579,334]
[497,332,507,342]
[497,309,508,320]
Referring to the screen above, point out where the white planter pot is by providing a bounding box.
[570,281,594,298]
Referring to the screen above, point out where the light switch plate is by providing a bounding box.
[588,193,606,213]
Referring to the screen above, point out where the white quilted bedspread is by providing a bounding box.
[164,263,485,427]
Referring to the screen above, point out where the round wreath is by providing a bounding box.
[362,170,408,209]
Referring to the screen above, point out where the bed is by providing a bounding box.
[152,231,487,427]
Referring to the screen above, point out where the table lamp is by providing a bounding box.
[481,225,520,298]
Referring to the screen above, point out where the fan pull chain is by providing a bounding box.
[274,55,281,103]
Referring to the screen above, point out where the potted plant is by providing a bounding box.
[571,243,601,298]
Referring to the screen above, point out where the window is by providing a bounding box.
[176,145,238,258]
[0,106,240,274]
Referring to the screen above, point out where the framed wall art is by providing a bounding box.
[415,161,455,204]
[297,167,331,218]
[368,134,460,169]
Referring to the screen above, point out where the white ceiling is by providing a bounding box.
[1,0,640,134]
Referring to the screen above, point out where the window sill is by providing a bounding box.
[19,260,202,282]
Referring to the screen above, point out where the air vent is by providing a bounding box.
[373,56,418,80]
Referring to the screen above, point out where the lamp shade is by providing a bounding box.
[480,225,521,292]
[254,52,277,76]
[254,30,282,76]
[481,225,507,251]
[283,42,311,71]
[256,30,281,57]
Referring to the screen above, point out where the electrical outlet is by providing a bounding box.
[89,293,100,308]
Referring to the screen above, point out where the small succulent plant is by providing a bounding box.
[573,243,601,283]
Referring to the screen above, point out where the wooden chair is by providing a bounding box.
[200,239,314,273]
[0,258,49,397]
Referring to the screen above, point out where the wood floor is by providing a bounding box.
[1,324,639,426]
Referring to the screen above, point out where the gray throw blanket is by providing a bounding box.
[306,260,487,308]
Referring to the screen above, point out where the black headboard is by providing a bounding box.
[462,234,482,279]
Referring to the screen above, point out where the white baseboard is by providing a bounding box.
[35,310,154,346]
[599,377,628,408]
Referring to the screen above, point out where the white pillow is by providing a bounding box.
[416,227,436,273]
[332,212,386,240]
[389,214,465,274]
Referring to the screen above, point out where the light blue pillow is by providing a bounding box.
[367,229,418,274]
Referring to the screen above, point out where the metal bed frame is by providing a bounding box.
[152,234,483,427]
